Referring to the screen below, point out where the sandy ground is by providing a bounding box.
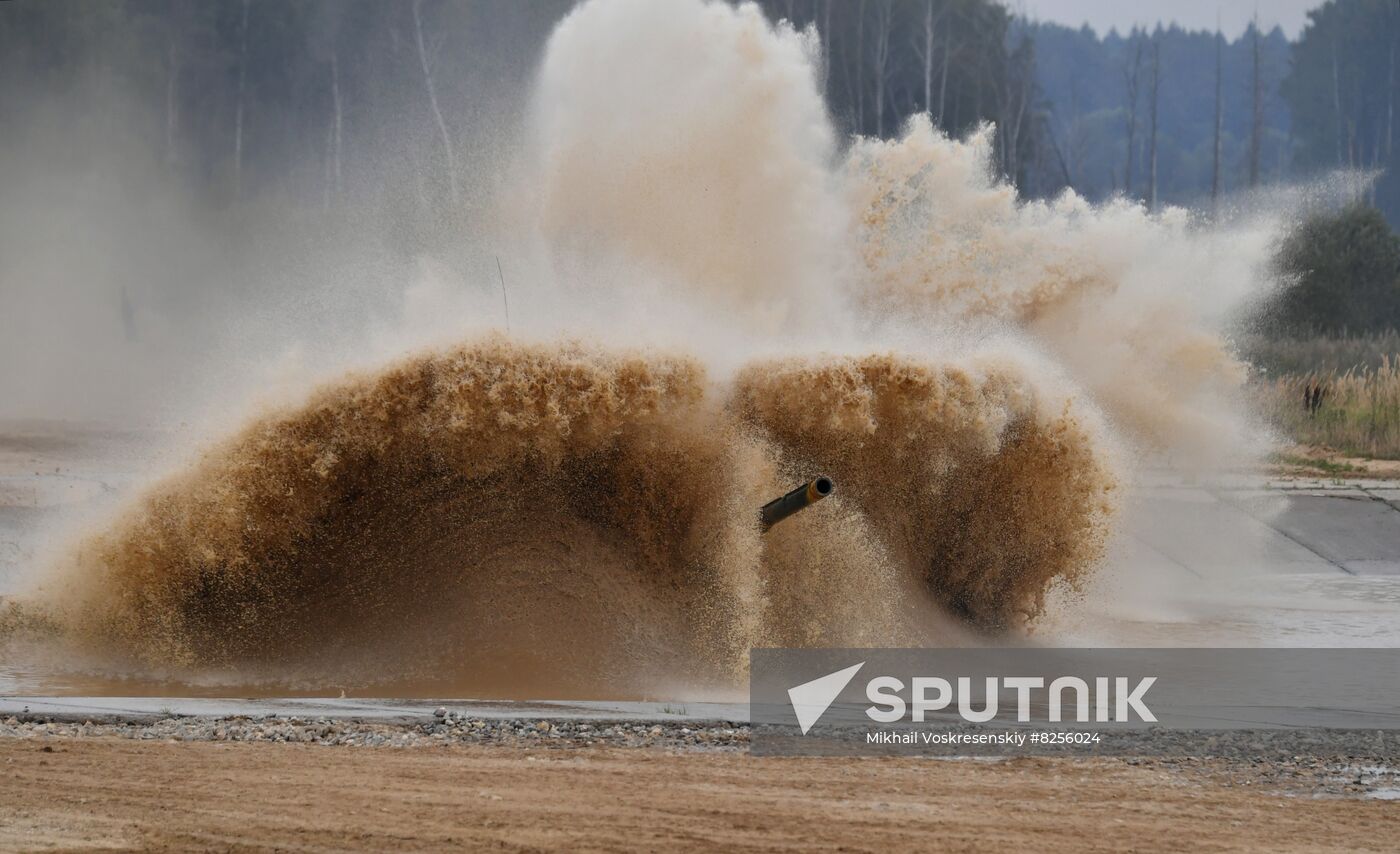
[0,738,1395,853]
[1273,443,1400,478]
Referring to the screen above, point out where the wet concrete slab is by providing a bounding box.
[1227,493,1400,574]
[1364,489,1400,511]
[1340,560,1400,576]
[1125,491,1341,576]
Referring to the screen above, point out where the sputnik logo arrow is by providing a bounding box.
[787,661,865,735]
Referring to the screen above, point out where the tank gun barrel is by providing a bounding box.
[759,476,833,531]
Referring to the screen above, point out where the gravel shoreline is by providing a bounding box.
[0,712,751,750]
[3,712,1399,800]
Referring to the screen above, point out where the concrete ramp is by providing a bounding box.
[1119,475,1400,578]
[1126,488,1339,577]
[1228,492,1400,576]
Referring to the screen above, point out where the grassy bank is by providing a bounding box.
[1254,356,1400,460]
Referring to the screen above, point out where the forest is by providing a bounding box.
[2,0,1396,227]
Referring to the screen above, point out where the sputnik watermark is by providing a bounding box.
[865,675,1156,724]
[788,662,1155,734]
[866,730,1103,746]
[752,649,1400,756]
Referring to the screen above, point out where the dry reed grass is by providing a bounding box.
[1256,355,1400,459]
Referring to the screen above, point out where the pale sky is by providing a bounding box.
[1010,0,1323,39]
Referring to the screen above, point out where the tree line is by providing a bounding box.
[2,0,1397,232]
[1024,21,1293,208]
[755,0,1038,186]
[0,0,568,248]
[0,0,1042,235]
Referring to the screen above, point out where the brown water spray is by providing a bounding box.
[5,0,1291,696]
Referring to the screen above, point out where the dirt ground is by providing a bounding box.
[1272,443,1400,478]
[0,739,1395,853]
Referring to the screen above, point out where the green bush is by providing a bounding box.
[1272,204,1400,334]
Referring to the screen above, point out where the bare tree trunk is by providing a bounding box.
[1333,42,1346,167]
[915,0,952,121]
[1351,75,1362,174]
[324,50,343,211]
[1063,76,1083,187]
[1249,18,1262,188]
[412,0,460,208]
[1388,33,1395,164]
[323,121,334,212]
[1372,32,1395,207]
[1124,37,1143,199]
[1148,34,1160,210]
[923,0,934,116]
[330,51,343,196]
[972,65,982,131]
[164,37,178,167]
[233,0,249,200]
[821,0,831,93]
[1015,58,1030,180]
[1007,77,1028,183]
[1211,29,1223,209]
[871,0,891,137]
[839,16,858,116]
[1370,119,1384,204]
[997,36,1030,183]
[937,19,951,125]
[855,0,866,135]
[1044,121,1074,189]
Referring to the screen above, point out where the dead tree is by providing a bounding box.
[855,0,866,134]
[937,12,952,125]
[412,0,460,208]
[1211,28,1223,209]
[870,0,893,136]
[233,0,250,199]
[1147,33,1161,210]
[1000,37,1033,183]
[323,50,344,211]
[164,34,178,167]
[1123,36,1144,199]
[1388,25,1396,167]
[915,0,949,120]
[1249,18,1262,188]
[1333,40,1347,167]
[1060,75,1084,188]
[329,51,343,197]
[820,0,832,93]
[922,0,935,116]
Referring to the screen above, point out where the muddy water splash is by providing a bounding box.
[35,340,745,693]
[17,339,1111,694]
[736,352,1114,629]
[6,0,1281,695]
